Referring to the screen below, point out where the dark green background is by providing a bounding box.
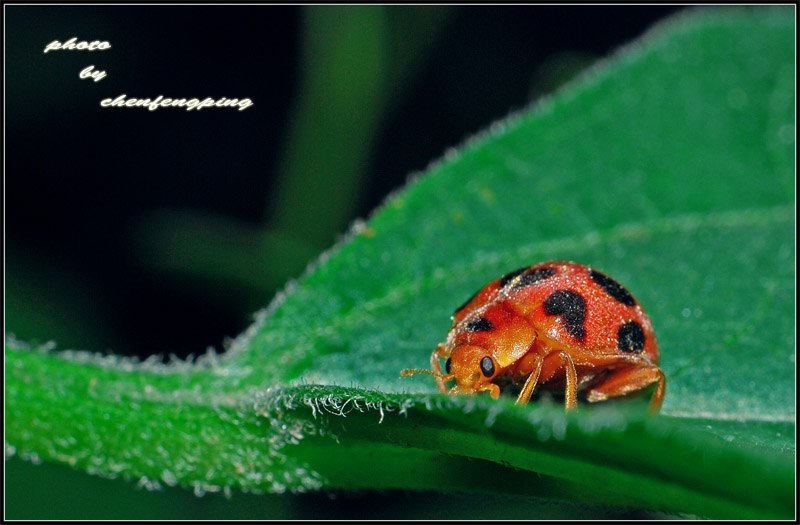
[5,5,679,358]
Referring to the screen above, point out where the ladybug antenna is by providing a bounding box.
[400,368,453,381]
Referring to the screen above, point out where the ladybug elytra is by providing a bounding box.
[402,261,665,413]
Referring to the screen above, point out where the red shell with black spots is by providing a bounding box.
[402,261,666,413]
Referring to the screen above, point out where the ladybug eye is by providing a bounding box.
[445,357,452,374]
[480,356,495,377]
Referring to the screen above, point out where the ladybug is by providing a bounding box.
[402,261,665,413]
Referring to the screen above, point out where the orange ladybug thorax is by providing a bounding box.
[451,302,538,371]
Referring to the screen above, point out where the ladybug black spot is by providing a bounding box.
[480,356,495,377]
[589,269,636,306]
[515,267,556,288]
[465,317,494,332]
[617,320,645,353]
[501,266,556,290]
[543,290,587,340]
[500,267,527,287]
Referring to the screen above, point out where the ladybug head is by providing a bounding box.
[447,344,500,398]
[401,344,500,399]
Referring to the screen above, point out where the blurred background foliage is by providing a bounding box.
[6,5,690,518]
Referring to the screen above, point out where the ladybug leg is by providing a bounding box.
[515,354,543,405]
[649,369,666,414]
[557,351,578,412]
[431,344,449,393]
[585,365,666,414]
[478,382,501,400]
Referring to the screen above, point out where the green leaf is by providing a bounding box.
[6,6,794,519]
